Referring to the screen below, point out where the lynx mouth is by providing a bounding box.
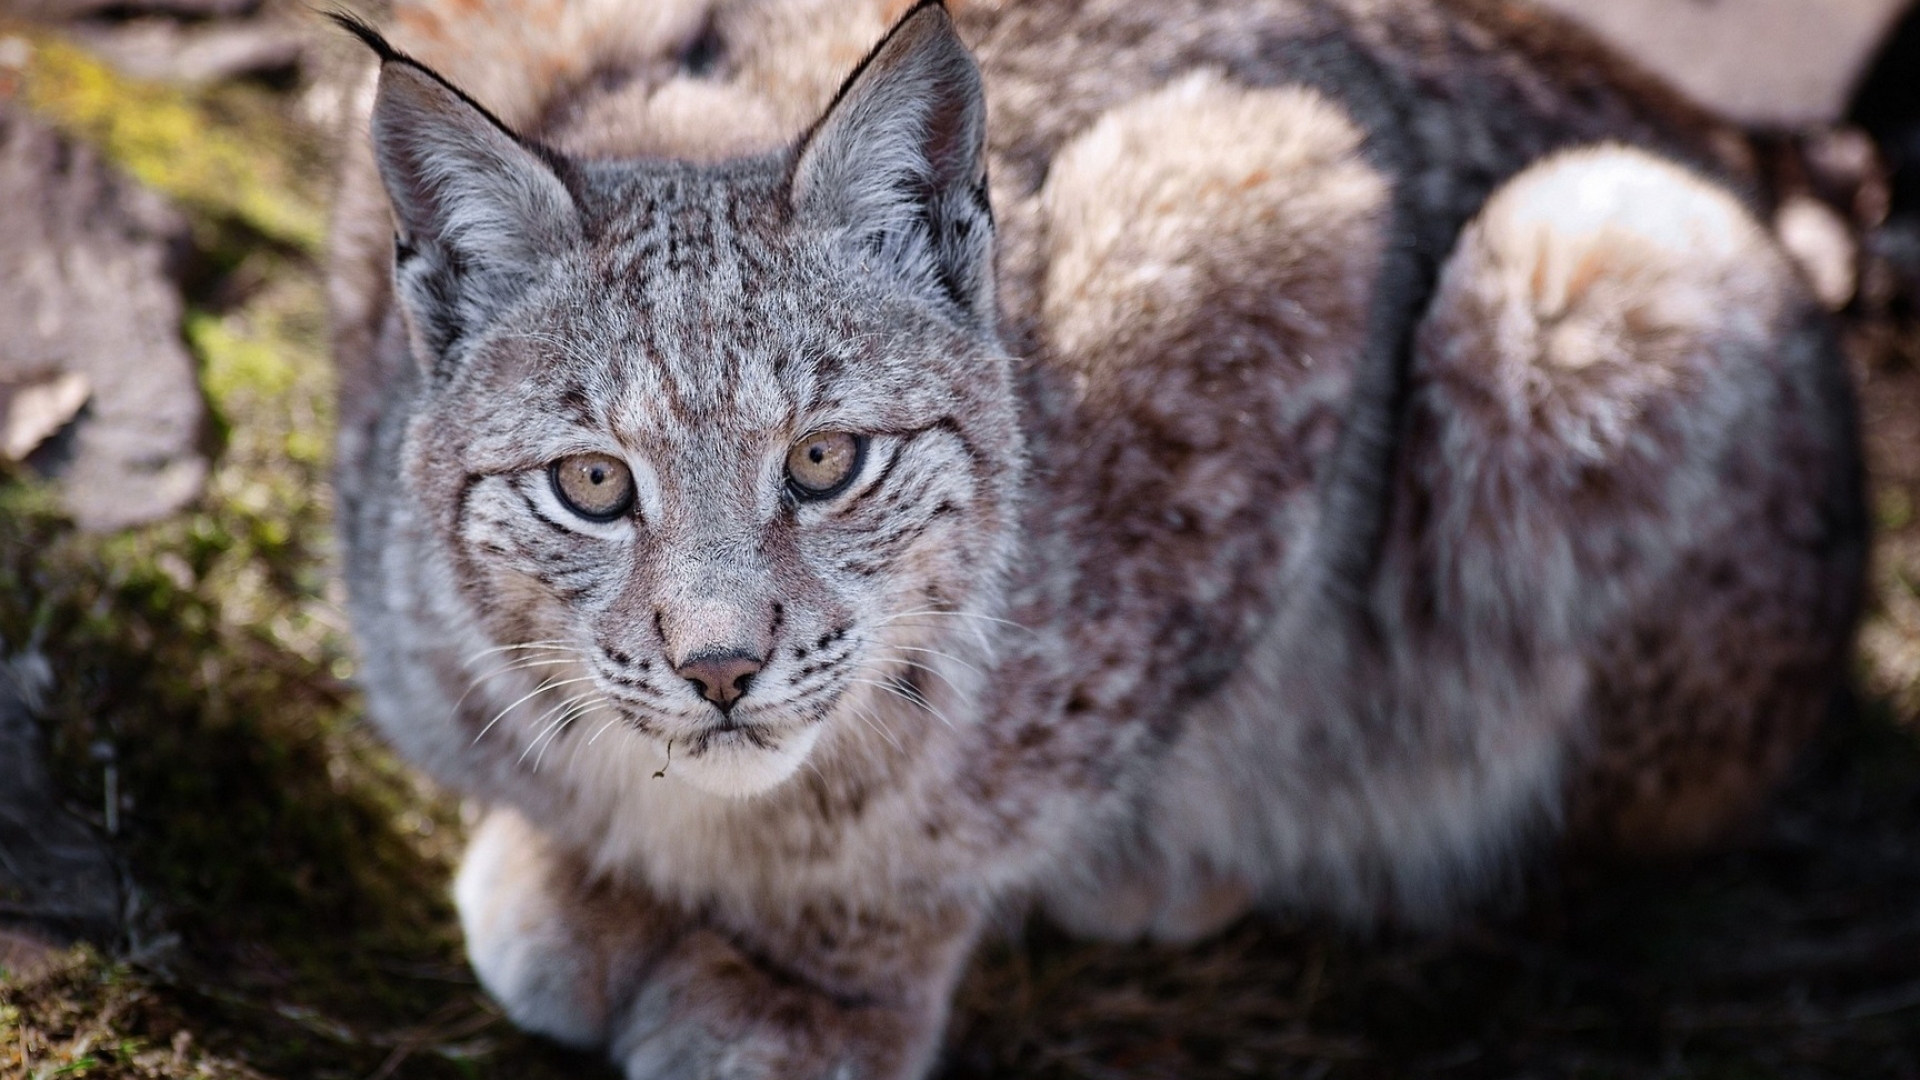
[656,717,825,798]
[619,703,828,799]
[685,714,779,755]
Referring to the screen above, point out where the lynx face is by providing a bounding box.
[358,12,1021,795]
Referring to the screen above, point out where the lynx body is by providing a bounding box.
[330,1,1865,1075]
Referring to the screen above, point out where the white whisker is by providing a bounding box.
[870,655,967,700]
[528,695,601,772]
[845,675,959,732]
[584,714,625,747]
[523,689,601,743]
[520,705,583,767]
[845,699,904,752]
[471,674,599,746]
[876,608,1037,637]
[449,656,582,724]
[885,643,986,678]
[461,639,575,666]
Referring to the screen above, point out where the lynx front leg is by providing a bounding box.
[455,807,661,1047]
[455,808,982,1080]
[608,904,978,1080]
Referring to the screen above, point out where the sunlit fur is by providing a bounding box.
[331,2,1866,1077]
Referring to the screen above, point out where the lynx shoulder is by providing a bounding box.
[329,1,1865,1075]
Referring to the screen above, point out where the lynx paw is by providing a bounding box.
[457,809,972,1079]
[608,925,944,1080]
[454,808,631,1048]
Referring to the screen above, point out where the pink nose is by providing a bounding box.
[675,651,764,712]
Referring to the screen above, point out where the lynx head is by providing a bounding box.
[353,3,1022,797]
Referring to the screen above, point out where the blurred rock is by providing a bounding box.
[0,371,90,461]
[0,651,121,950]
[0,97,208,531]
[1778,195,1861,309]
[70,17,306,86]
[1533,0,1910,128]
[0,0,260,21]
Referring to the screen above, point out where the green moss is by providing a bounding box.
[0,29,602,1062]
[17,35,326,253]
[0,948,261,1079]
[190,311,300,407]
[1877,486,1914,532]
[0,27,498,1067]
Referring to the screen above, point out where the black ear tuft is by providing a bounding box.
[791,2,996,330]
[345,15,580,371]
[326,10,405,63]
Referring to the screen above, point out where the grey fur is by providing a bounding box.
[329,1,1866,1076]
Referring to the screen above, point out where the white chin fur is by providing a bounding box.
[666,722,824,798]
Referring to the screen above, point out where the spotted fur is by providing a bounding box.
[330,1,1865,1076]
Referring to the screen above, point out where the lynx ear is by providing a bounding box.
[791,2,995,328]
[345,18,580,369]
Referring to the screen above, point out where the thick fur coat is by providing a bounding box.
[328,1,1867,1076]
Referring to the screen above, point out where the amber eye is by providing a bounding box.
[550,453,636,521]
[786,431,865,500]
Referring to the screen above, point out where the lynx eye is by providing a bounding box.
[786,431,865,500]
[550,453,636,521]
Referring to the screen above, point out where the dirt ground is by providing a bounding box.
[4,10,1920,1080]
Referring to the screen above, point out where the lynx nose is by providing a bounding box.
[676,650,764,712]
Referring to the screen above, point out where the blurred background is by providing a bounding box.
[4,1,1920,1076]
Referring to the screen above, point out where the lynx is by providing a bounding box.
[329,0,1866,1076]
